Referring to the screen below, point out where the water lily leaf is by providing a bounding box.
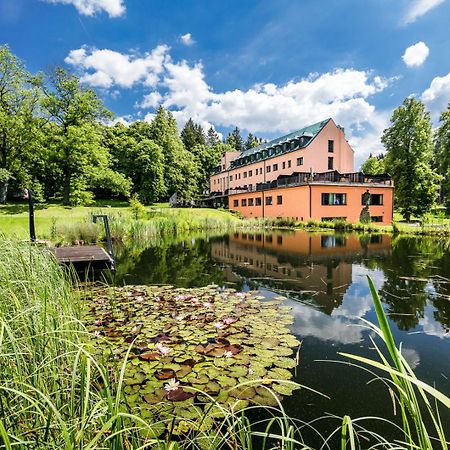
[274,357,297,369]
[155,368,176,380]
[139,352,159,361]
[166,387,195,402]
[272,383,295,396]
[267,367,292,380]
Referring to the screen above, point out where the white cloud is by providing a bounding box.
[402,0,445,24]
[65,45,170,89]
[422,71,450,116]
[402,42,429,67]
[139,91,163,108]
[44,0,125,17]
[66,44,395,164]
[180,33,195,46]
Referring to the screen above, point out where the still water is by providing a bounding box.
[114,230,450,442]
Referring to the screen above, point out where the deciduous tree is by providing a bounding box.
[382,97,440,221]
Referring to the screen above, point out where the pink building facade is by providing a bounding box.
[207,118,394,225]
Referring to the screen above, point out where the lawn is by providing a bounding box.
[0,200,238,239]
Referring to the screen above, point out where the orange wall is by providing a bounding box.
[229,184,394,225]
[210,119,354,194]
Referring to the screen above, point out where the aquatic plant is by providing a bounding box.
[83,285,301,435]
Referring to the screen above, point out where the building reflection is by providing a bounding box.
[211,231,392,314]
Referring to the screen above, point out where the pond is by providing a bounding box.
[112,230,450,444]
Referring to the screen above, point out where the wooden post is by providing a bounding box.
[25,189,36,242]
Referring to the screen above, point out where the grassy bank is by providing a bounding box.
[4,200,450,244]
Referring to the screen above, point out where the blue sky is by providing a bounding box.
[1,0,450,166]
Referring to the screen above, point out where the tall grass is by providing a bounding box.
[338,276,450,449]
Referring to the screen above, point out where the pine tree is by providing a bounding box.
[206,126,220,147]
[382,97,440,221]
[226,126,244,152]
[149,108,199,199]
[181,118,205,151]
[245,133,261,150]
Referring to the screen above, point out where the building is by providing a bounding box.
[208,118,394,224]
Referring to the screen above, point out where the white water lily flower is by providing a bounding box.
[223,350,233,358]
[155,343,171,355]
[164,378,180,392]
[236,292,245,298]
[94,330,101,336]
[248,368,255,375]
[175,295,186,301]
[213,322,224,329]
[203,301,213,308]
[175,315,184,321]
[94,319,102,326]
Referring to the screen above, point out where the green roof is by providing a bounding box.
[238,118,331,159]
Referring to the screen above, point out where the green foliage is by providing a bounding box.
[361,154,385,175]
[181,118,206,151]
[0,45,42,201]
[41,68,130,205]
[206,126,221,147]
[245,132,261,150]
[226,126,244,152]
[382,97,441,221]
[435,101,450,212]
[129,193,147,220]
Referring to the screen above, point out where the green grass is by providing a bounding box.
[0,201,238,241]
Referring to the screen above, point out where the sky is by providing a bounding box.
[1,0,450,167]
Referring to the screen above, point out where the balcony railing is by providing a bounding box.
[225,171,392,195]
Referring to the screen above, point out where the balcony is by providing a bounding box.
[227,171,393,195]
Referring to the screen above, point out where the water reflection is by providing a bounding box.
[211,231,391,315]
[114,229,450,442]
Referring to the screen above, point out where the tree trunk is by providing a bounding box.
[0,181,7,204]
[63,173,71,205]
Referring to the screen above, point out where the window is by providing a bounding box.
[282,162,286,169]
[249,170,252,177]
[362,194,383,205]
[277,235,283,245]
[266,166,271,173]
[321,235,346,248]
[213,179,216,184]
[371,216,383,222]
[328,157,334,170]
[248,184,252,191]
[256,197,262,206]
[297,157,303,166]
[248,198,254,206]
[288,160,291,168]
[266,196,273,205]
[229,176,233,181]
[233,200,238,207]
[321,193,347,205]
[277,195,283,205]
[241,199,247,207]
[243,172,247,178]
[273,164,278,171]
[328,140,334,153]
[266,234,273,243]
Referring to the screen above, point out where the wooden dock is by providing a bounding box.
[51,245,115,271]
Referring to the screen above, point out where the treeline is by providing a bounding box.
[0,45,261,205]
[361,97,450,221]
